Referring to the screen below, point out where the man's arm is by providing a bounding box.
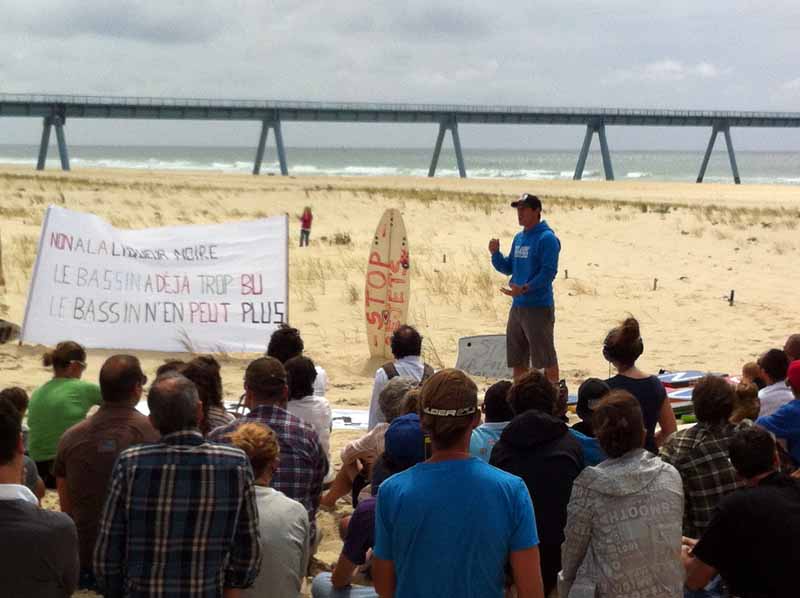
[682,544,717,591]
[491,239,514,275]
[510,546,544,598]
[757,407,797,440]
[524,234,559,292]
[372,557,396,598]
[224,464,262,591]
[93,458,129,598]
[56,476,72,515]
[330,552,359,589]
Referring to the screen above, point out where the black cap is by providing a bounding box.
[510,193,542,210]
[576,378,610,421]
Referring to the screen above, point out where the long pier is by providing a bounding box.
[3,93,800,183]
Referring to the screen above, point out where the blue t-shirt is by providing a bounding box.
[757,400,800,464]
[569,428,606,466]
[374,457,538,598]
[469,422,509,462]
[490,220,560,307]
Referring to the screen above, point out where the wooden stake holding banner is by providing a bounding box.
[365,209,410,359]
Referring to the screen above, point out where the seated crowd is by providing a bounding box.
[1,320,799,598]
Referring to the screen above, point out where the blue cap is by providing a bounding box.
[384,413,425,469]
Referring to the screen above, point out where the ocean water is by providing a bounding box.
[1,144,799,185]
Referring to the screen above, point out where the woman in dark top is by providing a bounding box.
[603,316,676,452]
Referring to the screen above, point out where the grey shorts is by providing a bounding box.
[506,306,557,369]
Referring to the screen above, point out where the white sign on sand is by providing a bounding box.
[455,334,514,379]
[22,206,288,353]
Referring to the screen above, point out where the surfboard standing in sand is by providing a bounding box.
[365,209,410,359]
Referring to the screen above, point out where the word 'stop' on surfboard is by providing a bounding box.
[365,209,410,359]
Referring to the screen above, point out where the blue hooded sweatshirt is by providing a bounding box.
[491,220,560,307]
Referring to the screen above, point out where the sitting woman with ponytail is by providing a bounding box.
[559,391,684,597]
[603,316,676,452]
[27,341,101,487]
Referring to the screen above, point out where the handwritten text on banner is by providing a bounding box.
[22,206,287,352]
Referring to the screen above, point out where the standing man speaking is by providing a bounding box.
[489,194,560,383]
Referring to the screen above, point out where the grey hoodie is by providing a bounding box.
[558,448,684,598]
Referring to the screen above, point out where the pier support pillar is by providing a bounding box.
[697,122,740,184]
[428,117,466,178]
[253,118,288,176]
[36,114,70,171]
[36,117,52,171]
[573,121,614,181]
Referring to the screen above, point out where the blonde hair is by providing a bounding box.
[230,422,280,477]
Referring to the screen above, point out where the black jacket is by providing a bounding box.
[490,410,584,546]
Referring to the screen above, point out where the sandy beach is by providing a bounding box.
[2,166,799,594]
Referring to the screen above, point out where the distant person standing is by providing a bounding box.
[489,193,560,383]
[299,206,313,247]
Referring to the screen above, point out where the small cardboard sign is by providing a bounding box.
[455,334,513,380]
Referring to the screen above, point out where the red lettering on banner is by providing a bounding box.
[241,274,263,295]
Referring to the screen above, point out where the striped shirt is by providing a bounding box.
[209,404,327,539]
[93,431,261,598]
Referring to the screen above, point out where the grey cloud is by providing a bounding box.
[2,1,229,43]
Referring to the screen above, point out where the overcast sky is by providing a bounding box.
[2,0,800,149]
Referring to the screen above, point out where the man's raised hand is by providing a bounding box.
[488,238,500,254]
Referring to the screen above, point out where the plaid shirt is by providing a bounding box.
[209,404,327,538]
[659,422,743,538]
[93,431,261,598]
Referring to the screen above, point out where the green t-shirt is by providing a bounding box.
[27,378,102,462]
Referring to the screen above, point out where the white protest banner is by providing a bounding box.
[22,206,288,353]
[455,334,513,379]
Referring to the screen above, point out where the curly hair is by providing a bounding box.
[182,356,224,434]
[230,422,280,479]
[593,390,645,458]
[380,377,417,423]
[507,370,556,416]
[266,325,304,364]
[692,375,735,424]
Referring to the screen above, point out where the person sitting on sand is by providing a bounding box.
[603,316,677,452]
[784,333,800,363]
[54,355,158,592]
[320,377,416,510]
[682,426,800,598]
[182,355,234,436]
[231,422,310,598]
[559,391,684,598]
[490,370,584,596]
[469,380,513,462]
[285,355,333,481]
[660,376,742,542]
[0,387,45,501]
[756,360,800,466]
[756,348,793,417]
[740,361,766,390]
[372,369,544,598]
[730,382,760,423]
[95,373,261,598]
[27,341,101,488]
[312,413,426,598]
[367,325,434,430]
[209,357,328,542]
[267,324,329,397]
[0,399,79,597]
[569,378,609,466]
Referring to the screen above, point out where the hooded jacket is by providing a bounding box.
[489,410,584,546]
[558,449,684,598]
[491,220,560,307]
